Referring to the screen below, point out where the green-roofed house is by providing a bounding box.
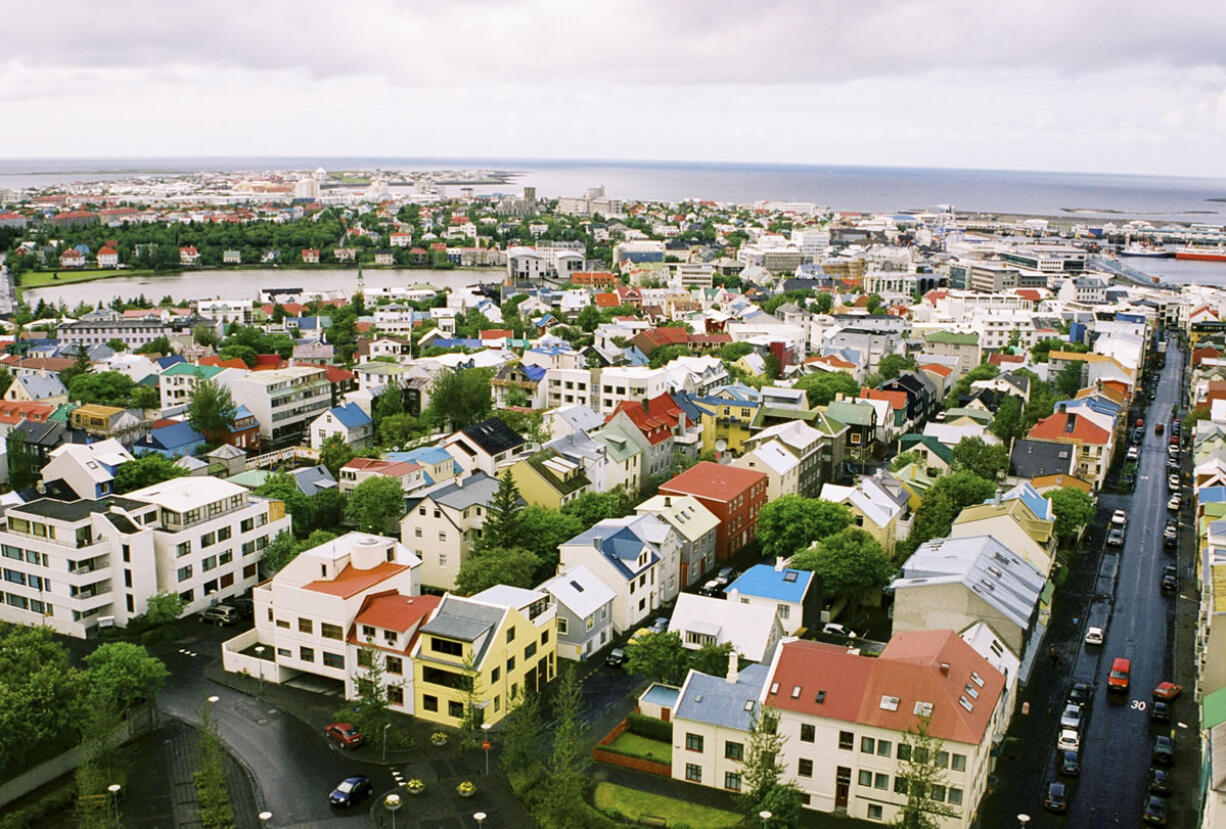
[825,399,878,471]
[159,362,233,412]
[922,330,982,381]
[943,407,994,426]
[592,422,645,496]
[891,461,938,510]
[899,433,955,477]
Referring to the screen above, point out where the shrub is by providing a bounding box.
[625,712,672,743]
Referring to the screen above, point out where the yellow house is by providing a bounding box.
[507,451,592,510]
[411,588,557,728]
[696,385,761,455]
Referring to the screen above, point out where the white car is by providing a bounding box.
[1126,446,1140,462]
[1110,509,1128,526]
[1168,494,1182,512]
[1168,474,1181,490]
[1085,627,1105,646]
[822,623,857,639]
[1057,729,1080,753]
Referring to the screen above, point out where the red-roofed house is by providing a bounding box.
[594,291,621,309]
[389,232,413,247]
[987,352,1025,368]
[572,271,619,288]
[1026,409,1114,489]
[858,387,909,429]
[179,246,200,265]
[59,248,85,269]
[751,631,1006,825]
[918,363,953,398]
[224,532,423,709]
[605,393,698,479]
[96,246,119,269]
[339,457,426,495]
[301,248,320,264]
[658,462,767,560]
[0,400,55,436]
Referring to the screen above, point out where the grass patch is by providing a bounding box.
[605,732,672,764]
[17,268,176,289]
[593,782,742,828]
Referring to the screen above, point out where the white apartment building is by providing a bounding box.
[0,476,289,638]
[159,362,243,412]
[230,365,331,447]
[196,300,253,327]
[401,472,499,591]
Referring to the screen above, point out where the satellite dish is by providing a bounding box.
[715,440,727,453]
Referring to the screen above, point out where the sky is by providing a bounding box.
[3,0,1226,176]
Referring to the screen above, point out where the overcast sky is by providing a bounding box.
[3,0,1225,176]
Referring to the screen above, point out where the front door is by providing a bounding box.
[835,767,851,808]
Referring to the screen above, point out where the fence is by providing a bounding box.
[590,718,671,777]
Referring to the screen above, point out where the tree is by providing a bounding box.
[424,367,493,431]
[187,378,237,438]
[454,547,540,595]
[989,395,1024,444]
[6,429,36,490]
[501,687,544,786]
[1055,360,1084,397]
[1022,375,1057,430]
[756,496,852,559]
[624,631,689,685]
[0,368,13,399]
[379,412,423,448]
[335,644,408,750]
[889,450,923,471]
[195,700,234,829]
[260,531,297,576]
[906,471,997,551]
[690,641,738,677]
[738,706,804,828]
[791,528,894,617]
[950,436,1009,482]
[538,665,589,828]
[763,352,782,381]
[794,371,859,407]
[648,343,690,369]
[812,292,834,314]
[943,363,999,408]
[83,642,169,712]
[1030,337,1088,363]
[319,433,356,478]
[866,292,885,315]
[480,469,526,551]
[69,371,135,406]
[374,380,404,423]
[560,489,634,530]
[517,505,584,571]
[576,303,601,332]
[0,625,83,773]
[891,716,956,829]
[113,454,190,492]
[879,353,917,380]
[345,475,406,534]
[193,323,220,348]
[720,342,753,362]
[59,346,93,388]
[144,591,186,626]
[136,335,174,356]
[130,383,161,410]
[254,472,317,535]
[1047,487,1096,549]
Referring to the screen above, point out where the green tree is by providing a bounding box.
[254,472,317,535]
[260,531,297,576]
[130,383,161,410]
[794,371,859,407]
[6,429,36,490]
[720,342,753,362]
[144,591,186,626]
[1055,360,1084,397]
[517,505,584,570]
[943,363,999,408]
[738,706,803,828]
[480,469,526,551]
[319,433,356,478]
[889,450,923,471]
[812,292,834,314]
[690,641,737,677]
[345,475,406,534]
[905,471,997,551]
[59,346,93,388]
[1030,337,1088,363]
[1047,487,1096,549]
[756,496,853,559]
[866,292,885,315]
[576,303,601,332]
[560,489,634,530]
[69,371,136,406]
[193,323,220,347]
[83,642,169,712]
[791,528,893,615]
[891,716,956,829]
[989,395,1024,444]
[763,352,783,381]
[113,454,190,492]
[1021,375,1057,430]
[334,645,408,750]
[624,631,689,685]
[879,353,917,380]
[950,436,1009,482]
[0,625,83,774]
[0,368,13,399]
[454,547,541,595]
[648,343,691,369]
[194,700,234,829]
[424,367,493,431]
[374,379,404,424]
[538,665,589,828]
[379,412,423,447]
[187,378,237,438]
[135,335,173,356]
[501,687,544,788]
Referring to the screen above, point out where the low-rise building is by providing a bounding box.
[539,565,616,661]
[309,403,374,450]
[725,562,819,636]
[230,365,331,448]
[401,472,500,592]
[668,593,783,663]
[634,493,719,588]
[658,462,768,561]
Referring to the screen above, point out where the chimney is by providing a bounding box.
[775,556,786,572]
[664,496,671,507]
[592,534,603,551]
[726,650,740,684]
[939,662,950,676]
[455,475,463,488]
[993,488,1002,507]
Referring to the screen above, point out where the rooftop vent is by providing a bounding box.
[964,683,980,700]
[971,671,986,687]
[939,662,950,676]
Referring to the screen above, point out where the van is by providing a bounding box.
[1107,657,1131,693]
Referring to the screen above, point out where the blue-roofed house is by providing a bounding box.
[132,421,207,458]
[558,516,667,633]
[308,403,374,450]
[668,661,771,791]
[155,354,186,371]
[725,562,819,635]
[384,445,460,487]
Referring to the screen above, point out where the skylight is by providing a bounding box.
[958,696,974,712]
[570,580,584,592]
[744,700,755,712]
[879,695,900,711]
[784,571,798,582]
[964,684,979,700]
[913,701,934,717]
[791,685,802,699]
[769,682,779,695]
[971,671,986,687]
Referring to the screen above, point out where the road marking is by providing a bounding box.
[177,649,198,657]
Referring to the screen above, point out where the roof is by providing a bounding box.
[565,518,662,581]
[162,362,226,379]
[540,565,616,619]
[658,461,766,503]
[674,663,771,731]
[470,584,549,611]
[325,403,372,430]
[924,331,979,345]
[766,631,1005,746]
[342,457,420,478]
[408,470,500,512]
[1010,438,1076,478]
[608,393,687,445]
[353,593,441,633]
[726,563,814,603]
[1027,412,1111,445]
[16,374,67,400]
[303,560,410,598]
[418,595,506,666]
[459,417,526,456]
[669,593,781,663]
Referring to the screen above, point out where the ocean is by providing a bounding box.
[2,157,1226,223]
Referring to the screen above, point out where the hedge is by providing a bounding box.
[626,712,673,743]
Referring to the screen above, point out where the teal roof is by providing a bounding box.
[161,363,226,379]
[825,400,876,426]
[900,433,955,464]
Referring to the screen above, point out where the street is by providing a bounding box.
[981,340,1199,827]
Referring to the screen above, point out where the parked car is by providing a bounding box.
[1161,565,1178,593]
[648,616,669,634]
[1084,627,1105,646]
[1108,657,1131,693]
[1059,750,1081,777]
[1057,728,1080,752]
[1150,700,1172,722]
[198,604,241,626]
[1168,474,1181,490]
[605,647,628,668]
[1155,422,1165,436]
[1107,527,1126,547]
[1059,704,1083,731]
[329,775,373,808]
[1132,427,1144,444]
[1148,767,1173,796]
[1167,494,1182,512]
[1152,735,1175,766]
[1111,509,1129,526]
[1143,794,1168,825]
[822,623,857,639]
[1043,781,1068,813]
[1163,520,1178,549]
[698,579,724,597]
[716,567,735,584]
[324,722,364,749]
[1127,446,1141,462]
[228,596,254,620]
[1067,681,1094,708]
[1153,682,1183,701]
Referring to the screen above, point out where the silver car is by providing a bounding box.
[1059,703,1083,731]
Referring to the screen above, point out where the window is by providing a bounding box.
[524,642,537,660]
[386,656,403,675]
[298,618,313,634]
[877,739,892,757]
[219,550,233,565]
[858,770,872,787]
[724,741,743,761]
[176,541,191,557]
[685,764,702,783]
[723,772,741,792]
[218,526,231,542]
[948,787,963,807]
[894,777,909,795]
[861,736,875,754]
[507,626,516,642]
[423,695,438,712]
[320,623,343,640]
[430,637,462,656]
[202,556,217,572]
[874,773,888,790]
[798,758,813,777]
[540,629,549,644]
[838,731,854,750]
[448,700,464,719]
[867,804,883,821]
[935,751,949,768]
[897,743,912,761]
[777,604,789,619]
[201,532,216,548]
[414,527,422,538]
[931,785,947,802]
[491,666,500,683]
[322,652,344,669]
[951,753,967,772]
[685,733,704,752]
[176,565,192,582]
[801,723,816,743]
[506,656,516,672]
[439,553,447,568]
[557,618,568,635]
[388,686,404,705]
[299,646,315,662]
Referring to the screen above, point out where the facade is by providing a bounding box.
[338,458,426,495]
[659,462,769,561]
[230,365,331,447]
[401,472,500,591]
[724,562,819,636]
[558,518,666,634]
[309,403,374,450]
[538,565,616,661]
[41,439,134,500]
[634,494,719,588]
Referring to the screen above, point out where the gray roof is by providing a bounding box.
[408,471,500,512]
[291,465,337,496]
[10,495,147,522]
[674,663,770,732]
[16,374,67,400]
[418,595,506,667]
[1010,438,1075,479]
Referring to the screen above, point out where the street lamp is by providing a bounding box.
[481,722,493,776]
[383,722,392,762]
[1017,815,1030,829]
[107,783,121,828]
[207,695,220,704]
[473,812,487,826]
[759,810,772,829]
[254,646,266,695]
[384,793,402,829]
[258,811,272,827]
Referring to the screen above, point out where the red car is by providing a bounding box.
[324,722,364,749]
[1153,682,1183,701]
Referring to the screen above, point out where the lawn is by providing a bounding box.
[593,783,742,829]
[17,268,172,289]
[606,731,672,764]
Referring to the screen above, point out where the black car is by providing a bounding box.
[1150,700,1172,722]
[1067,681,1093,708]
[1059,750,1081,777]
[1161,566,1178,593]
[605,647,627,668]
[1143,794,1168,825]
[329,775,373,808]
[1148,767,1173,796]
[1043,781,1068,813]
[1152,735,1175,766]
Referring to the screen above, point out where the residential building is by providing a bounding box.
[508,450,592,509]
[668,593,783,664]
[401,472,500,592]
[538,565,616,661]
[309,403,374,450]
[338,457,426,495]
[1025,409,1114,490]
[725,562,819,636]
[443,418,527,477]
[634,494,719,588]
[230,365,331,448]
[730,439,801,500]
[819,473,910,557]
[41,439,135,500]
[5,374,68,405]
[741,420,828,498]
[658,462,768,561]
[558,517,666,634]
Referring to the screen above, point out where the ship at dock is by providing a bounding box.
[1175,245,1226,262]
[1119,242,1173,258]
